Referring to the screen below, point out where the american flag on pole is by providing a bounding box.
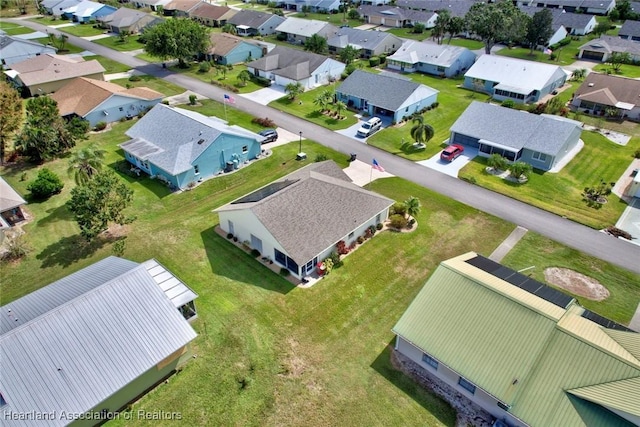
[372,159,385,172]
[224,94,235,103]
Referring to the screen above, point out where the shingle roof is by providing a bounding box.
[164,0,201,11]
[326,27,401,51]
[393,252,640,427]
[357,4,436,21]
[518,6,595,32]
[620,19,640,38]
[451,101,582,156]
[387,39,473,67]
[227,9,284,28]
[337,69,438,112]
[51,77,163,117]
[395,0,475,16]
[0,257,197,427]
[246,45,340,80]
[97,7,160,28]
[190,2,236,20]
[0,35,57,62]
[216,161,393,265]
[274,17,338,38]
[207,32,260,56]
[574,72,640,109]
[120,104,262,175]
[0,177,26,213]
[579,35,640,55]
[8,54,105,86]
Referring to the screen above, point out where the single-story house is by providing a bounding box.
[128,0,172,12]
[516,0,615,14]
[274,17,338,45]
[361,0,391,5]
[215,160,394,279]
[120,103,265,190]
[571,72,640,120]
[397,0,474,16]
[227,10,286,36]
[206,32,264,65]
[579,35,640,62]
[0,176,26,229]
[386,39,476,77]
[40,0,81,16]
[463,55,567,104]
[162,0,202,17]
[246,46,345,90]
[337,69,439,122]
[552,8,597,35]
[619,19,640,41]
[357,5,438,28]
[279,0,341,13]
[61,0,117,23]
[51,77,164,126]
[449,101,582,171]
[0,34,57,68]
[190,3,237,27]
[0,256,198,427]
[393,252,639,427]
[5,53,105,96]
[327,27,402,59]
[97,8,164,34]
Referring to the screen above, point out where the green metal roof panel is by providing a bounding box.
[567,376,640,418]
[605,329,640,361]
[392,264,557,405]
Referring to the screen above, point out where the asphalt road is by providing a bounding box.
[10,18,640,274]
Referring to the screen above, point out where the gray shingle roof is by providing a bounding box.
[246,45,340,80]
[120,104,262,175]
[518,6,595,32]
[217,161,393,265]
[97,7,161,28]
[337,69,438,111]
[450,101,582,156]
[387,39,474,67]
[274,17,338,38]
[326,27,401,51]
[357,4,436,21]
[395,0,475,16]
[0,35,56,63]
[227,9,285,28]
[579,35,640,55]
[619,19,640,38]
[0,257,197,426]
[0,177,27,214]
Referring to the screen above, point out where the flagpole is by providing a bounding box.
[369,165,373,185]
[223,97,228,122]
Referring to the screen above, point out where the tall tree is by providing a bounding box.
[409,114,435,145]
[304,33,328,54]
[403,196,421,219]
[314,90,333,113]
[285,82,304,100]
[14,97,77,163]
[143,18,210,67]
[525,9,553,55]
[67,170,134,241]
[333,100,346,119]
[607,52,631,73]
[465,1,525,54]
[339,45,359,65]
[432,9,450,44]
[237,69,251,86]
[0,81,22,165]
[593,21,611,37]
[67,144,106,185]
[445,16,465,44]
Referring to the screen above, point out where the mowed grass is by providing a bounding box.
[502,232,640,324]
[179,99,265,132]
[28,16,65,26]
[87,55,132,73]
[447,38,484,50]
[592,63,640,78]
[111,75,186,97]
[93,34,145,52]
[291,12,362,28]
[169,63,267,94]
[3,26,37,35]
[59,23,106,37]
[386,27,430,41]
[459,130,639,229]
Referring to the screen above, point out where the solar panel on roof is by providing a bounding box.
[581,310,634,332]
[465,255,574,309]
[231,179,299,204]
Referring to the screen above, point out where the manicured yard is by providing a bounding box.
[447,38,484,50]
[93,34,145,52]
[111,75,186,97]
[496,45,579,66]
[503,232,640,324]
[269,85,359,130]
[458,130,639,229]
[2,25,36,35]
[168,62,267,94]
[592,63,640,79]
[87,55,132,73]
[180,99,267,132]
[0,21,22,30]
[135,51,161,63]
[291,12,362,28]
[386,28,430,41]
[28,16,66,26]
[58,23,106,37]
[32,38,86,54]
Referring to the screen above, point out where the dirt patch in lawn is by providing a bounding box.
[544,267,610,301]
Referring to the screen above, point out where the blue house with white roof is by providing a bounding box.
[62,0,116,22]
[119,104,264,190]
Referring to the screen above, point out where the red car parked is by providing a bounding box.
[440,144,465,162]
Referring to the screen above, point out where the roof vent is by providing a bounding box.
[588,83,594,87]
[197,138,205,145]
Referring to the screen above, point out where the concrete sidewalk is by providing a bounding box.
[489,226,528,262]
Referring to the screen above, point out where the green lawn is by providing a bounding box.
[58,23,106,37]
[0,21,22,30]
[111,75,186,97]
[168,62,266,94]
[28,16,65,26]
[3,26,36,35]
[592,63,640,78]
[87,55,132,74]
[503,232,640,324]
[447,38,485,50]
[32,38,86,54]
[458,130,639,229]
[269,85,359,130]
[291,12,362,28]
[135,51,160,62]
[179,99,266,131]
[496,45,580,65]
[93,34,145,52]
[386,28,429,41]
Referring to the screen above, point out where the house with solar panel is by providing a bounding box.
[215,161,394,279]
[0,257,198,426]
[119,104,265,190]
[393,252,640,427]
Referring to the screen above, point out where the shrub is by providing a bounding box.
[390,202,407,217]
[128,75,141,82]
[279,267,290,276]
[336,240,349,255]
[276,32,287,41]
[198,61,211,73]
[189,94,197,105]
[162,100,170,105]
[376,222,383,230]
[329,251,341,267]
[315,153,328,162]
[94,121,107,131]
[369,56,380,67]
[112,239,126,257]
[27,168,64,199]
[431,102,439,108]
[2,235,29,262]
[487,153,508,172]
[209,79,241,92]
[357,235,365,244]
[251,248,261,257]
[368,225,376,236]
[348,8,359,19]
[389,214,408,229]
[501,99,515,109]
[227,233,233,239]
[634,149,640,159]
[509,161,533,180]
[251,117,276,127]
[233,236,238,242]
[251,75,272,87]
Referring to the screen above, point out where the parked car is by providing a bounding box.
[440,144,464,162]
[356,117,382,138]
[258,129,278,143]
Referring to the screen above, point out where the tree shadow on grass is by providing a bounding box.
[370,339,456,427]
[109,159,172,199]
[36,203,75,226]
[36,234,107,268]
[201,226,296,294]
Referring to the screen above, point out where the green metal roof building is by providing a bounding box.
[392,252,640,427]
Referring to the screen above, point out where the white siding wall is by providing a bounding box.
[218,209,287,263]
[395,336,528,427]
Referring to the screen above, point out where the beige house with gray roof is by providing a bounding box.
[215,161,394,279]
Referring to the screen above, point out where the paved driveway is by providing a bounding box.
[240,85,285,105]
[615,197,640,247]
[417,146,478,178]
[336,115,392,143]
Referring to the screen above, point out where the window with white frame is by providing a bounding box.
[458,377,476,394]
[422,353,438,370]
[532,152,547,162]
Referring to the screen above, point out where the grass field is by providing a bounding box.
[168,63,267,94]
[2,25,36,35]
[135,51,160,62]
[87,55,132,73]
[458,130,639,229]
[290,12,362,28]
[28,16,64,26]
[0,21,22,30]
[180,99,267,132]
[58,23,106,37]
[111,75,186,97]
[93,35,145,52]
[32,38,86,54]
[447,38,484,50]
[386,28,430,41]
[592,63,640,78]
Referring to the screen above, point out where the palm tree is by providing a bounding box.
[222,23,237,35]
[404,196,421,219]
[57,33,68,51]
[313,90,332,113]
[333,100,346,119]
[409,114,434,146]
[237,70,251,87]
[285,82,304,100]
[67,144,106,185]
[571,68,587,81]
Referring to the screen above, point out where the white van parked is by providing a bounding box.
[356,117,382,138]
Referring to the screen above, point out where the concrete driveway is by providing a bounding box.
[417,146,478,178]
[615,197,640,247]
[240,85,285,105]
[336,115,392,143]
